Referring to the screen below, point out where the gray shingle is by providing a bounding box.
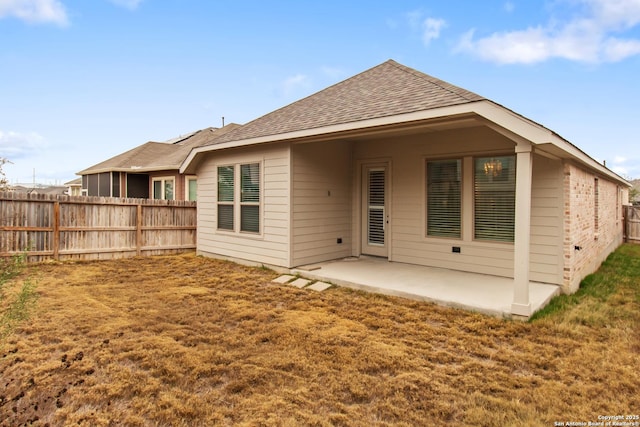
[78,124,241,174]
[204,60,485,146]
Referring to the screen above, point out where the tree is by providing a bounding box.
[630,186,639,204]
[0,157,10,191]
[0,158,38,343]
[1,252,38,344]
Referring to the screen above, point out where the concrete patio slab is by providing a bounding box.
[307,281,332,292]
[292,257,560,318]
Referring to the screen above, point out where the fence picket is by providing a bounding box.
[0,192,196,261]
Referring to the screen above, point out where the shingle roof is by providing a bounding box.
[204,60,485,146]
[78,124,241,174]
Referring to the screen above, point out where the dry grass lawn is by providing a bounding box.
[1,245,639,426]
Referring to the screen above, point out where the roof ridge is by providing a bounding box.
[385,60,483,102]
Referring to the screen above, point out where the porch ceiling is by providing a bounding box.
[291,257,560,319]
[289,114,486,145]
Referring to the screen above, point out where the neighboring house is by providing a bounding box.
[64,177,82,196]
[10,185,68,195]
[181,59,630,317]
[77,124,240,200]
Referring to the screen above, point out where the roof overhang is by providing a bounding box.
[179,99,629,186]
[77,166,179,175]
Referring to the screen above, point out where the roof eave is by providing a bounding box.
[180,102,485,173]
[78,166,180,175]
[180,100,629,186]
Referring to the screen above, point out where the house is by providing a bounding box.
[64,177,82,196]
[77,124,240,200]
[9,184,68,195]
[180,60,630,317]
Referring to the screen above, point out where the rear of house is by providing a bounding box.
[181,60,629,315]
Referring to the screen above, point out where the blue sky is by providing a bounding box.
[1,0,639,185]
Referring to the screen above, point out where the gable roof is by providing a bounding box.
[204,60,485,147]
[181,60,628,187]
[78,124,241,175]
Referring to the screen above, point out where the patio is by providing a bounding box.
[291,256,561,318]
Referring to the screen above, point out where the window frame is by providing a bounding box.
[151,176,176,201]
[216,161,262,235]
[472,155,516,243]
[217,165,235,231]
[185,175,197,201]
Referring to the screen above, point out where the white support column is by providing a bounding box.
[512,142,533,317]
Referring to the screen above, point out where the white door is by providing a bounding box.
[361,164,388,257]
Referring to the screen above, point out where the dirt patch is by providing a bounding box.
[1,252,638,426]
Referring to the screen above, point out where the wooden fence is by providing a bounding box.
[0,192,197,261]
[624,205,640,244]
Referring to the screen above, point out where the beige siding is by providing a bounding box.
[353,126,522,278]
[529,155,564,284]
[196,143,291,267]
[291,141,352,266]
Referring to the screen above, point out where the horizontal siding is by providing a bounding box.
[196,143,291,267]
[350,129,517,277]
[291,141,352,266]
[352,128,563,283]
[529,155,563,284]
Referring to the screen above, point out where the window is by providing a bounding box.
[217,166,234,230]
[594,178,599,233]
[217,163,261,233]
[241,164,260,233]
[426,159,461,238]
[152,177,175,200]
[186,176,197,201]
[112,172,120,198]
[474,156,516,242]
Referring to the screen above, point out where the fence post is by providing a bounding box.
[623,206,631,243]
[53,201,60,260]
[136,203,142,256]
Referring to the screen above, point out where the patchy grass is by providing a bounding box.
[1,246,639,426]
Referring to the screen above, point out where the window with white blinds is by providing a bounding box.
[217,166,235,230]
[426,159,461,238]
[474,156,516,242]
[217,163,261,234]
[241,163,260,233]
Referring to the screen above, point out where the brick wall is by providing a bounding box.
[562,162,624,292]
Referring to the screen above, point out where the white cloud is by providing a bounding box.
[456,0,640,64]
[422,17,447,46]
[406,10,447,47]
[614,155,628,163]
[108,0,143,10]
[504,1,515,13]
[321,66,346,79]
[0,130,48,159]
[281,74,311,97]
[0,0,68,26]
[608,154,640,179]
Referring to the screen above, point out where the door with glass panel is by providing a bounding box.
[361,164,388,257]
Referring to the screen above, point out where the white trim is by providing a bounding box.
[512,143,533,316]
[185,175,197,201]
[179,99,628,187]
[151,176,176,200]
[215,160,264,237]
